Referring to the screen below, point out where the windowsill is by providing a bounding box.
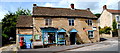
[68,25,74,26]
[88,25,92,26]
[89,37,94,39]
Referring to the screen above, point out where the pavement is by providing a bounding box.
[18,43,96,51]
[0,44,17,53]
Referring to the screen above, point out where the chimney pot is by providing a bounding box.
[33,4,37,6]
[71,3,74,9]
[87,8,90,11]
[103,5,107,10]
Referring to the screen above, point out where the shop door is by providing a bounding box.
[70,32,76,45]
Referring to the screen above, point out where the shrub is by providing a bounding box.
[112,19,118,37]
[99,26,111,34]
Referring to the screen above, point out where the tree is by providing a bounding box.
[112,19,117,30]
[112,19,118,37]
[94,13,101,18]
[2,8,31,45]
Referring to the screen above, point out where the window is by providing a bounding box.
[88,31,94,38]
[68,19,74,26]
[118,24,120,29]
[86,19,92,26]
[45,18,52,25]
[35,35,40,40]
[116,16,120,21]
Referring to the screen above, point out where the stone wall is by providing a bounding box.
[33,17,99,44]
[100,34,112,38]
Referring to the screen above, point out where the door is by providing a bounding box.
[70,32,76,45]
[48,32,55,44]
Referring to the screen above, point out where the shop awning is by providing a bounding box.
[70,29,78,32]
[57,29,66,32]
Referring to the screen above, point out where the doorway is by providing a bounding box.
[48,32,55,44]
[70,32,76,45]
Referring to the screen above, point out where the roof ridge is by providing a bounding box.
[107,9,120,11]
[34,6,87,11]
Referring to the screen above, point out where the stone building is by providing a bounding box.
[99,5,120,38]
[16,4,99,48]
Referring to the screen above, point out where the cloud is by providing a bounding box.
[44,3,54,7]
[54,0,120,13]
[1,0,101,2]
[0,5,8,22]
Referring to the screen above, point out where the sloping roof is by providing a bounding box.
[33,6,97,18]
[107,9,120,14]
[16,15,33,27]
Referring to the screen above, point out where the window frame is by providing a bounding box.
[68,19,74,26]
[86,19,93,26]
[117,24,120,29]
[45,18,52,26]
[34,35,41,40]
[88,31,94,38]
[116,15,120,22]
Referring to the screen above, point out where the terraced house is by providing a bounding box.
[99,5,120,37]
[16,4,99,48]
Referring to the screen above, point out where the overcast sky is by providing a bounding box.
[0,0,119,21]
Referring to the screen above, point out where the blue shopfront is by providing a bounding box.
[40,27,66,45]
[18,34,32,49]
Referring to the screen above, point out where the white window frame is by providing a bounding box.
[68,19,74,26]
[88,31,94,38]
[34,35,40,40]
[117,23,120,29]
[116,15,120,22]
[86,19,93,26]
[45,18,52,26]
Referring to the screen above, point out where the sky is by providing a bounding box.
[0,0,120,22]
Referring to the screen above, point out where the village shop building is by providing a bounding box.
[16,4,100,48]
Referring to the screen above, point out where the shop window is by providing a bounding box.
[35,35,40,40]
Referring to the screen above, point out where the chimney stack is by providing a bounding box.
[71,3,74,9]
[103,5,107,10]
[33,4,37,7]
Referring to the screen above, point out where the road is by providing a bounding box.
[66,37,118,51]
[94,44,118,51]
